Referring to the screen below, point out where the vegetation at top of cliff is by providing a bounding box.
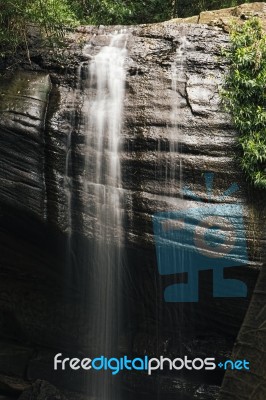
[0,0,259,61]
[0,0,173,59]
[0,0,77,59]
[72,0,173,24]
[64,0,259,24]
[170,0,251,19]
[222,18,266,189]
[69,0,257,23]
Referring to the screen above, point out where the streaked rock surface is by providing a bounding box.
[0,7,265,399]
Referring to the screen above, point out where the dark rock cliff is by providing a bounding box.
[0,4,265,399]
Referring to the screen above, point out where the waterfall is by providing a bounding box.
[82,31,128,399]
[167,36,188,197]
[154,35,190,368]
[63,86,78,289]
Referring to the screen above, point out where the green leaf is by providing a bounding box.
[221,17,266,189]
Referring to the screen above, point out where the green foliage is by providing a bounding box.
[82,1,134,25]
[222,18,266,189]
[128,1,173,24]
[175,0,250,19]
[0,0,77,58]
[70,0,173,25]
[28,0,77,34]
[68,0,255,24]
[0,0,175,59]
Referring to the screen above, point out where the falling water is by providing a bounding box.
[168,36,188,196]
[155,37,190,397]
[63,87,78,289]
[82,32,128,400]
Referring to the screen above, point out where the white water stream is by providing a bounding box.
[168,36,188,197]
[83,32,128,400]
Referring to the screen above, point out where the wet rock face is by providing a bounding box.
[66,22,263,336]
[122,24,234,248]
[0,20,265,397]
[18,380,67,400]
[65,23,265,261]
[0,72,51,219]
[43,24,237,244]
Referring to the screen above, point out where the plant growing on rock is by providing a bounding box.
[222,17,266,189]
[0,0,77,60]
